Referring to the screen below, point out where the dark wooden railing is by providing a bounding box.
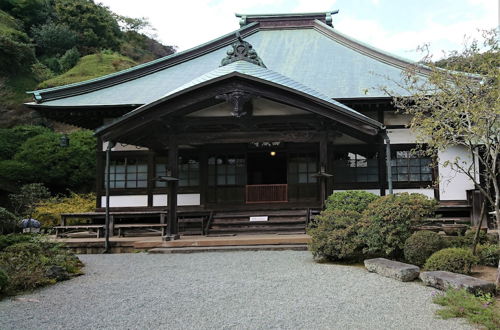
[246,184,288,203]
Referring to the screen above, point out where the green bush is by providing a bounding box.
[31,62,54,82]
[476,244,500,267]
[325,190,379,213]
[0,235,83,294]
[0,233,36,251]
[33,192,95,227]
[307,210,364,261]
[0,268,8,293]
[445,230,488,248]
[58,47,80,72]
[404,230,447,266]
[0,207,18,234]
[424,248,479,275]
[361,193,438,258]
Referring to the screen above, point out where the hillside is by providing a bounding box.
[0,1,176,128]
[38,53,137,89]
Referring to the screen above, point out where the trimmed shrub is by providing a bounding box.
[445,230,488,248]
[404,230,447,266]
[476,244,500,267]
[361,193,438,258]
[0,268,8,293]
[33,192,95,227]
[424,248,479,275]
[307,210,364,261]
[325,190,379,213]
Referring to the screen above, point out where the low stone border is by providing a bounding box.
[420,271,496,295]
[364,258,420,282]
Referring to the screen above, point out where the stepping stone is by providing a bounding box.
[420,271,496,294]
[364,258,420,282]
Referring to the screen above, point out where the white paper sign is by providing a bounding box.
[250,216,268,222]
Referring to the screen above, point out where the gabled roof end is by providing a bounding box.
[236,10,339,28]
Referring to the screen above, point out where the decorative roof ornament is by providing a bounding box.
[220,32,266,68]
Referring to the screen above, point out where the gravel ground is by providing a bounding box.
[0,251,472,330]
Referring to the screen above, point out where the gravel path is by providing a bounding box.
[0,251,471,330]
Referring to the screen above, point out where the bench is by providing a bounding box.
[54,225,105,238]
[364,258,420,282]
[60,211,167,237]
[115,223,168,237]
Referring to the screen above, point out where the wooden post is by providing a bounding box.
[378,136,387,196]
[104,141,115,253]
[319,133,328,208]
[166,134,180,240]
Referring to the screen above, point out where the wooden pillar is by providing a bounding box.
[166,134,180,239]
[378,136,387,196]
[319,132,328,208]
[95,138,104,208]
[147,151,154,207]
[199,148,208,207]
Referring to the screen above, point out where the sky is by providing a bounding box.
[98,0,499,61]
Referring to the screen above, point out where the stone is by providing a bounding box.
[419,271,496,294]
[45,265,69,281]
[364,258,420,282]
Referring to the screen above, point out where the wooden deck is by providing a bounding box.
[54,234,311,254]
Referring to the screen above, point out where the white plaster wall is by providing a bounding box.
[101,194,202,207]
[101,195,148,207]
[386,128,417,144]
[152,194,201,206]
[438,146,476,200]
[333,189,381,196]
[384,112,412,126]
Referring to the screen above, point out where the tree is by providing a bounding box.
[54,0,121,55]
[13,129,96,192]
[9,183,50,220]
[383,29,500,284]
[31,22,78,56]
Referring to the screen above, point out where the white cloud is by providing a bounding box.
[335,11,498,61]
[98,0,498,60]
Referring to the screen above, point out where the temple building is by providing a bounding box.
[26,12,477,235]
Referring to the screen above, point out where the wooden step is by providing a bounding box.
[213,210,308,218]
[209,226,305,233]
[212,219,306,226]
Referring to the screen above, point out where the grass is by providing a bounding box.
[38,52,137,89]
[432,288,500,330]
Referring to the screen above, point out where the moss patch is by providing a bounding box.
[38,53,137,89]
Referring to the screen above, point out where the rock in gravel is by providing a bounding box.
[420,271,496,294]
[45,265,69,281]
[364,258,420,282]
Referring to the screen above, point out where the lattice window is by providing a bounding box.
[391,149,432,183]
[107,158,147,188]
[288,153,317,184]
[208,155,246,186]
[334,151,379,183]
